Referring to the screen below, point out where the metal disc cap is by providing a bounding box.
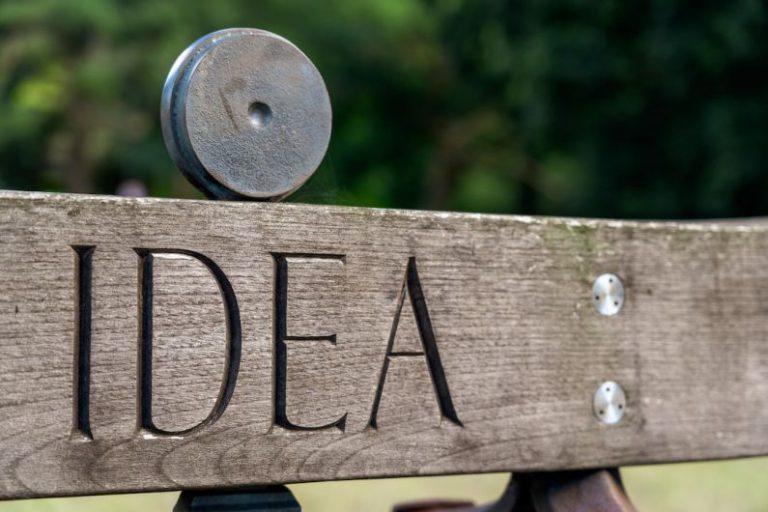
[161,28,332,200]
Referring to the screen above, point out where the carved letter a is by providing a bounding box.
[368,257,462,429]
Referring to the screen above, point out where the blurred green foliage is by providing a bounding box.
[2,0,768,218]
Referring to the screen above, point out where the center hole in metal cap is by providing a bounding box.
[248,101,272,129]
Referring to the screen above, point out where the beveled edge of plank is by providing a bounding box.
[3,189,768,234]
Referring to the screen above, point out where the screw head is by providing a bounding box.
[592,273,624,316]
[161,28,332,200]
[593,381,626,425]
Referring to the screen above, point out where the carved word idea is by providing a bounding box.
[71,247,461,440]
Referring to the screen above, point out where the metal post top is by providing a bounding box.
[161,28,332,201]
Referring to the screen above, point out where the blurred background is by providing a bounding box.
[1,0,768,510]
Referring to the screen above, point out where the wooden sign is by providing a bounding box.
[0,190,767,499]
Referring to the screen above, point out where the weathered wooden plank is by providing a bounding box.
[0,190,766,499]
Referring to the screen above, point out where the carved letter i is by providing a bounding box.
[72,245,95,441]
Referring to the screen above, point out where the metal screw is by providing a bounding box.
[593,381,626,425]
[161,28,332,201]
[592,273,624,316]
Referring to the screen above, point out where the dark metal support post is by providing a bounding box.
[174,486,301,512]
[394,469,636,512]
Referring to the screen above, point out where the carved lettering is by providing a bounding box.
[272,253,347,431]
[69,247,456,438]
[135,249,241,436]
[368,257,461,428]
[72,245,95,440]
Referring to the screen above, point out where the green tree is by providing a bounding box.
[2,0,768,219]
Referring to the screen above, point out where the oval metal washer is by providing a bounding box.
[161,28,332,200]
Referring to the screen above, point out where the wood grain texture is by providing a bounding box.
[0,190,766,499]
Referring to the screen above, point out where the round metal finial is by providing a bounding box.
[161,28,332,200]
[593,381,626,425]
[592,273,624,316]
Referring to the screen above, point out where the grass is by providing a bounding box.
[2,457,767,511]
